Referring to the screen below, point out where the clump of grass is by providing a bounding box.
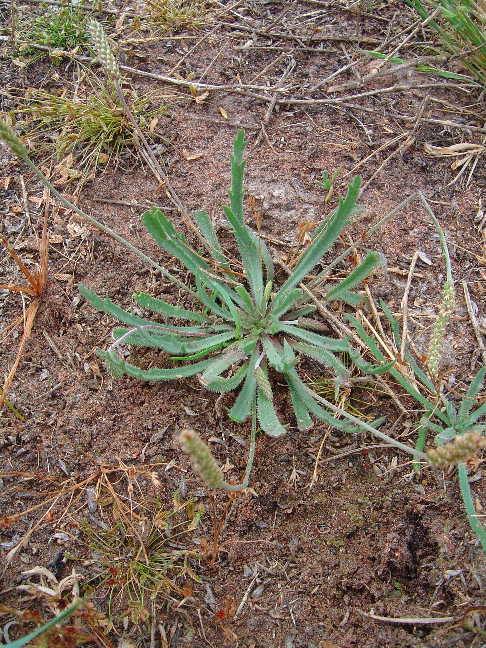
[406,0,486,86]
[17,80,168,174]
[80,496,203,623]
[145,0,209,31]
[19,6,90,56]
[307,375,381,421]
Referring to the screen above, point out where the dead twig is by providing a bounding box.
[219,21,382,45]
[400,251,420,362]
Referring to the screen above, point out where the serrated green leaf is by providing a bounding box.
[262,336,286,372]
[98,351,214,381]
[324,252,381,303]
[205,364,248,393]
[204,277,242,336]
[405,350,435,392]
[278,324,349,351]
[284,305,317,319]
[282,338,296,367]
[254,366,273,401]
[461,401,486,429]
[235,283,254,311]
[346,312,449,422]
[285,369,367,434]
[257,236,274,281]
[143,208,213,279]
[291,341,349,378]
[200,349,246,385]
[287,378,313,431]
[257,388,287,437]
[133,292,210,323]
[379,299,401,346]
[99,349,128,377]
[458,462,486,551]
[196,278,233,319]
[79,284,152,328]
[112,327,187,353]
[223,131,264,305]
[348,348,395,375]
[228,353,257,422]
[271,288,305,320]
[272,177,361,313]
[112,327,235,356]
[192,210,228,266]
[458,367,485,420]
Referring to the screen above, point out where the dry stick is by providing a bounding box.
[309,426,332,487]
[197,41,227,83]
[364,285,389,350]
[249,51,287,84]
[310,60,361,93]
[307,387,427,459]
[342,133,408,179]
[357,610,455,625]
[328,54,448,93]
[219,21,382,45]
[320,443,397,464]
[400,251,420,362]
[5,495,61,564]
[280,81,472,106]
[254,56,296,147]
[361,135,415,193]
[234,43,339,54]
[19,175,32,230]
[462,281,486,365]
[6,37,477,121]
[0,37,283,95]
[411,93,429,135]
[112,83,186,215]
[234,573,259,619]
[303,0,390,22]
[167,24,220,78]
[92,197,175,210]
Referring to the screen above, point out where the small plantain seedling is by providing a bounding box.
[421,367,486,551]
[80,131,383,439]
[348,289,486,548]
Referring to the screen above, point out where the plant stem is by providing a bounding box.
[418,192,453,282]
[224,399,257,491]
[306,386,429,461]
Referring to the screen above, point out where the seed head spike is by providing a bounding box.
[0,119,29,159]
[179,428,224,489]
[87,19,120,79]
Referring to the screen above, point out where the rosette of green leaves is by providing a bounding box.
[80,131,382,437]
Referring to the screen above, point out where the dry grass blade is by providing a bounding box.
[424,140,485,185]
[0,197,49,406]
[424,142,486,155]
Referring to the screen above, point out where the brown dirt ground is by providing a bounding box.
[0,1,485,647]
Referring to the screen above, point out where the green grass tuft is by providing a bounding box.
[19,6,90,54]
[17,80,168,175]
[146,0,209,31]
[407,0,486,87]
